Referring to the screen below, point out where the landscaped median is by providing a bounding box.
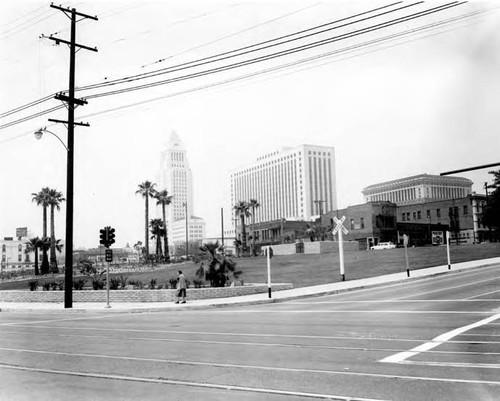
[0,283,293,303]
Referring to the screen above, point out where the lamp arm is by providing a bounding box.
[41,128,69,151]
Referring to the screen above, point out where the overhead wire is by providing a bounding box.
[0,5,492,140]
[75,1,408,92]
[0,1,405,120]
[83,1,465,100]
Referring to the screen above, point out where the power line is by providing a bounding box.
[84,1,465,100]
[0,1,406,119]
[0,6,490,137]
[76,1,408,92]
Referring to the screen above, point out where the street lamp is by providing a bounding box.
[34,126,74,308]
[183,201,188,260]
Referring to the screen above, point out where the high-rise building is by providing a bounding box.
[362,174,473,206]
[230,144,337,223]
[158,131,205,254]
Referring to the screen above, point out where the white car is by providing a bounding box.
[370,242,396,250]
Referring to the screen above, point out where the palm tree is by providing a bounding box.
[149,218,165,258]
[25,237,42,276]
[136,181,157,259]
[47,188,65,273]
[198,241,239,287]
[233,201,250,253]
[154,189,173,262]
[38,237,52,275]
[32,187,51,274]
[248,198,260,255]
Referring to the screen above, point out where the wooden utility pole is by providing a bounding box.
[48,5,98,308]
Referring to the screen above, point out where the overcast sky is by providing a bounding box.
[1,0,499,249]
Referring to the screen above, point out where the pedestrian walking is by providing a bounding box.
[175,270,187,304]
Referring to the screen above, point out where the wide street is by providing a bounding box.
[0,264,499,401]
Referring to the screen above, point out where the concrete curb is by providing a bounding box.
[1,259,499,314]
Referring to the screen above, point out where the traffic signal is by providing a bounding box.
[99,228,107,246]
[108,227,115,246]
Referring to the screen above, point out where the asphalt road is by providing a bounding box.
[0,264,499,401]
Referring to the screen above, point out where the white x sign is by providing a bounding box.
[332,216,348,235]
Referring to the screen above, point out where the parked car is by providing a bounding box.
[370,242,396,250]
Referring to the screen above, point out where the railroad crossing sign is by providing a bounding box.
[332,216,348,281]
[332,216,348,235]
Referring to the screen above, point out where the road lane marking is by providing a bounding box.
[0,312,127,327]
[399,361,500,369]
[287,299,497,304]
[3,328,500,347]
[380,313,500,363]
[1,354,500,387]
[0,363,387,401]
[390,276,498,301]
[466,289,500,300]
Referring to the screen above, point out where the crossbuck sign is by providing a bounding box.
[332,216,348,235]
[332,216,348,281]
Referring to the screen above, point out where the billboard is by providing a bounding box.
[16,227,28,238]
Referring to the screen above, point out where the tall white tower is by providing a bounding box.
[158,131,194,224]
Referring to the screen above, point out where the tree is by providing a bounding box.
[38,237,52,275]
[197,241,241,287]
[305,224,317,242]
[136,181,157,259]
[154,189,173,262]
[483,169,500,239]
[47,188,65,273]
[25,237,42,276]
[233,201,250,253]
[248,198,260,255]
[32,187,51,274]
[149,218,165,258]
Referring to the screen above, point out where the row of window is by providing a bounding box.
[2,244,24,252]
[401,206,468,222]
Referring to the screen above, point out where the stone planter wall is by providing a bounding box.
[0,283,293,303]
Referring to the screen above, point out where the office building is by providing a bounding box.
[230,144,337,224]
[158,131,205,254]
[362,174,473,206]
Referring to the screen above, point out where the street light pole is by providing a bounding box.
[184,202,188,260]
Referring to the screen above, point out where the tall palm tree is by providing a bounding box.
[154,189,173,262]
[149,218,165,258]
[47,188,65,273]
[136,181,157,258]
[233,201,250,252]
[25,237,42,276]
[248,198,260,255]
[32,187,51,274]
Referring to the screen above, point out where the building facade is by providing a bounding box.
[321,194,488,249]
[1,236,35,271]
[362,174,473,206]
[230,144,337,224]
[158,131,205,254]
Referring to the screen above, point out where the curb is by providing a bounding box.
[0,260,498,314]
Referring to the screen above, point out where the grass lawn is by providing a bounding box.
[1,243,499,291]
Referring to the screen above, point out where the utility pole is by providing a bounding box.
[48,4,98,309]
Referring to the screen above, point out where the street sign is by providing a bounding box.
[105,249,113,262]
[332,216,348,235]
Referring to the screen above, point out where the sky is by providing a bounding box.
[1,0,499,249]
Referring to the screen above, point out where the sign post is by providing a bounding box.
[333,216,348,281]
[403,234,410,277]
[105,249,112,308]
[266,246,273,298]
[446,231,451,270]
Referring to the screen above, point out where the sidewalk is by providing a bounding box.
[1,257,499,313]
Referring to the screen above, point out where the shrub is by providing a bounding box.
[91,277,105,290]
[56,280,64,290]
[156,284,163,290]
[28,280,39,291]
[193,279,204,288]
[118,274,128,288]
[110,277,121,290]
[168,277,178,289]
[149,278,157,289]
[42,282,51,291]
[73,278,86,290]
[185,279,191,289]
